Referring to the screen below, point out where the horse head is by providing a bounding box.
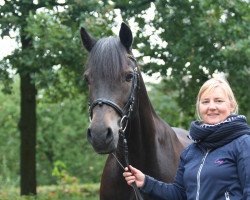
[80,23,139,154]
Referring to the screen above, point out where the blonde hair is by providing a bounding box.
[196,77,238,120]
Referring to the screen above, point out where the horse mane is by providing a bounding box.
[85,36,128,82]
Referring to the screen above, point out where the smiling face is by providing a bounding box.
[196,78,238,125]
[198,87,234,124]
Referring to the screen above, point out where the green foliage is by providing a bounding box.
[51,160,81,198]
[0,78,20,188]
[0,183,99,200]
[0,78,106,186]
[0,0,116,97]
[119,0,250,120]
[36,89,107,185]
[147,81,194,129]
[52,160,77,185]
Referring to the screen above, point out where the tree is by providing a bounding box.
[0,76,107,187]
[0,0,116,195]
[118,0,250,121]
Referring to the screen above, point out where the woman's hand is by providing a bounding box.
[123,165,145,188]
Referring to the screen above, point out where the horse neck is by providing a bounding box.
[126,79,159,161]
[114,78,157,164]
[136,76,158,128]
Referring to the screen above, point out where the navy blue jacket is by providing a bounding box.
[141,134,250,200]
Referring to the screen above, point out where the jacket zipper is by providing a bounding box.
[225,191,230,200]
[196,150,210,200]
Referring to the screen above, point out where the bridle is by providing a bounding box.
[88,54,144,200]
[88,54,139,124]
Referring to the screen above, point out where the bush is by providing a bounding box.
[0,183,99,200]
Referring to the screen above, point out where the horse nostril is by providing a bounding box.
[87,128,92,143]
[106,128,113,144]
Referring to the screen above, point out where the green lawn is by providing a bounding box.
[0,183,99,200]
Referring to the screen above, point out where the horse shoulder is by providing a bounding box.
[172,127,192,147]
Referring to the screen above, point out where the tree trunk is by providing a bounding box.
[19,72,37,195]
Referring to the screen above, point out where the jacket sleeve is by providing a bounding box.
[237,135,250,199]
[140,148,189,200]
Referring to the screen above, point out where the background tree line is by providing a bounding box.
[0,0,249,196]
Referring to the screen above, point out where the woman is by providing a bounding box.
[123,77,250,200]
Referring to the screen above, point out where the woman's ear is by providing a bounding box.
[230,101,236,114]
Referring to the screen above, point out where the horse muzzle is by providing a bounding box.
[87,125,119,154]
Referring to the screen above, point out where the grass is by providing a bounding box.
[0,183,99,200]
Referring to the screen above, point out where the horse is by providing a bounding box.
[80,22,191,200]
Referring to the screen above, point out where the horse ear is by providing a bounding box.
[80,27,96,52]
[119,22,133,50]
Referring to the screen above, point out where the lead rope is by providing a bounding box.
[122,132,144,200]
[111,115,144,200]
[112,133,144,200]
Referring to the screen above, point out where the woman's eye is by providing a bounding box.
[125,73,134,82]
[201,101,209,104]
[216,99,224,103]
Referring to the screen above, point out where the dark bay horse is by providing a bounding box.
[80,22,191,200]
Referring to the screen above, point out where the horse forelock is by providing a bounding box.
[86,36,128,82]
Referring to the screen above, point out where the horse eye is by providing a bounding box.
[125,73,134,82]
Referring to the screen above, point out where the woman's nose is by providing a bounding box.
[208,101,216,109]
